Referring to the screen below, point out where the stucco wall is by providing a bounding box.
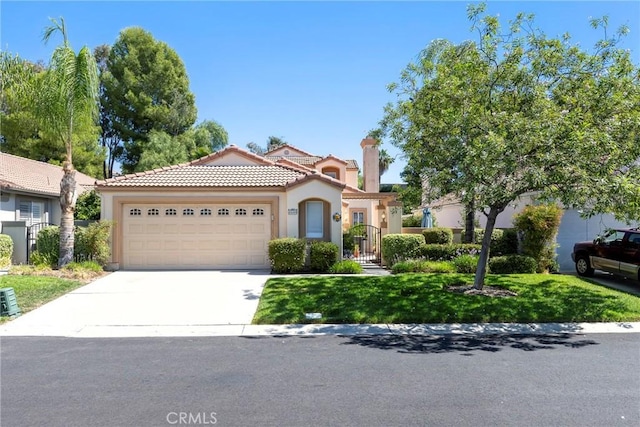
[284,180,343,249]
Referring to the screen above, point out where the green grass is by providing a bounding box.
[0,275,85,323]
[252,274,640,324]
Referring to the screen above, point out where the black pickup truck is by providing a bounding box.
[572,227,640,281]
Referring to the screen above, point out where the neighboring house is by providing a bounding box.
[0,152,96,264]
[426,193,635,272]
[96,138,401,270]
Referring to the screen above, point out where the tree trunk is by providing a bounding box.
[473,206,500,290]
[58,163,77,267]
[463,201,475,243]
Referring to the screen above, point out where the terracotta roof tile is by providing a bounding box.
[0,152,95,196]
[266,155,359,170]
[97,165,304,188]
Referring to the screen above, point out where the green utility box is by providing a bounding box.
[0,287,21,317]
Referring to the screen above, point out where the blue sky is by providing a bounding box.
[2,1,639,183]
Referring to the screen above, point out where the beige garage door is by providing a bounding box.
[122,203,271,269]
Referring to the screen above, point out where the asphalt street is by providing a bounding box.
[1,333,638,427]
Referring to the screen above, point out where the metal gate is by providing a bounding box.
[344,224,381,264]
[26,222,56,263]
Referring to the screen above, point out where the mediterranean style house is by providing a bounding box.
[96,138,401,270]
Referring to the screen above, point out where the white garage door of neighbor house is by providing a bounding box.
[122,203,271,269]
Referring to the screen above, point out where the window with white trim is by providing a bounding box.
[305,201,323,238]
[148,208,159,216]
[183,208,194,216]
[252,208,265,216]
[200,208,212,216]
[235,208,247,216]
[352,211,365,225]
[165,208,177,216]
[218,208,229,216]
[19,200,45,225]
[129,208,142,216]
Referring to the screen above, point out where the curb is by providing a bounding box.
[2,322,639,338]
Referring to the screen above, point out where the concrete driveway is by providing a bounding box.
[0,270,270,338]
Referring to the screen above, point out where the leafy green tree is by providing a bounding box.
[376,4,640,288]
[246,135,287,155]
[136,130,188,171]
[94,44,122,179]
[0,54,103,177]
[75,189,101,220]
[31,18,99,267]
[195,119,228,152]
[102,27,197,173]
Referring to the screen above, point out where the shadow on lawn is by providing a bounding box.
[342,333,599,355]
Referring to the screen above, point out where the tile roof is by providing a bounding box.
[264,144,316,156]
[266,155,359,170]
[97,165,305,188]
[0,152,96,197]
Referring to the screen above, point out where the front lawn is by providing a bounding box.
[252,274,640,324]
[0,275,86,323]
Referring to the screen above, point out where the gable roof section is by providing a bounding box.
[189,145,273,166]
[315,154,348,166]
[263,143,359,170]
[0,152,96,197]
[264,144,316,157]
[284,171,347,191]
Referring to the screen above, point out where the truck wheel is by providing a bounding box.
[575,255,594,277]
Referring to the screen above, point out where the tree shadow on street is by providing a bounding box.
[341,333,599,355]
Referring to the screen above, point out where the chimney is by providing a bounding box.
[360,137,379,193]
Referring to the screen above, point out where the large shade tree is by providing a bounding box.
[376,4,640,289]
[102,27,197,173]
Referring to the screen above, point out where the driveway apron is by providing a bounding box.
[0,270,270,337]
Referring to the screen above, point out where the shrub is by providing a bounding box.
[74,221,113,265]
[63,261,103,273]
[342,232,356,252]
[422,227,453,244]
[381,234,424,266]
[268,238,306,273]
[329,260,363,274]
[419,244,481,261]
[309,241,339,272]
[29,251,56,267]
[35,226,61,266]
[460,228,517,256]
[0,234,13,267]
[392,259,455,274]
[402,215,422,227]
[489,255,537,274]
[32,222,113,267]
[453,254,479,273]
[493,228,519,256]
[513,204,563,272]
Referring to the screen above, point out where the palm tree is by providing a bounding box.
[39,18,99,267]
[379,148,395,179]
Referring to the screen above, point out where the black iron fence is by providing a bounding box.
[26,222,56,263]
[344,224,381,264]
